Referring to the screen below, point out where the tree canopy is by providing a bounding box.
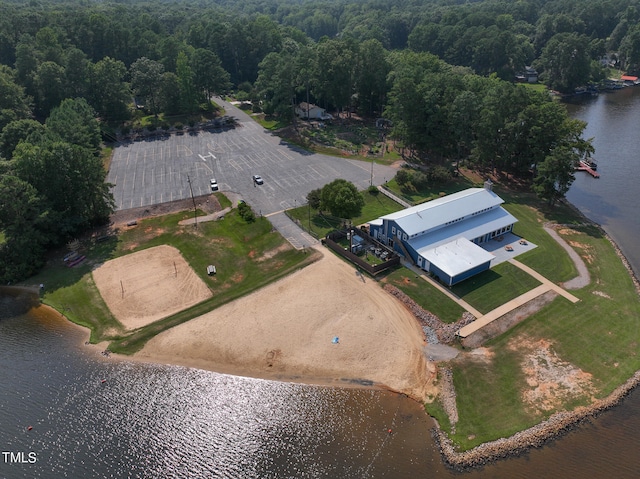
[320,179,365,219]
[1,0,630,279]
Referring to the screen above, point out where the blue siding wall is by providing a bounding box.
[428,264,453,286]
[450,260,492,285]
[428,260,491,286]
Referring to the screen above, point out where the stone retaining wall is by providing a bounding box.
[433,370,640,470]
[383,284,475,344]
[432,224,640,470]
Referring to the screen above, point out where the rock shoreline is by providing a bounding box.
[430,224,640,470]
[433,370,640,470]
[382,284,475,344]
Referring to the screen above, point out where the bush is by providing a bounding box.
[428,165,453,184]
[395,169,412,186]
[238,201,255,222]
[368,185,379,195]
[412,171,429,190]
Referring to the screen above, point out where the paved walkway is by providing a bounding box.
[179,207,231,226]
[457,259,580,338]
[543,225,590,289]
[377,185,412,208]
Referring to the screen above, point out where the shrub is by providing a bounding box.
[238,201,255,222]
[395,169,412,186]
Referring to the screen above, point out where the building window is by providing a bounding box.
[403,233,407,241]
[392,226,396,235]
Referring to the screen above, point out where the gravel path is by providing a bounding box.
[543,224,590,289]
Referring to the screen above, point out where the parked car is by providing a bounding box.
[252,175,263,185]
[210,178,219,191]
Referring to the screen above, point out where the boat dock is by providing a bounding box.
[576,160,600,178]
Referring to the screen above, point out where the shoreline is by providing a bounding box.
[432,223,640,470]
[5,201,640,469]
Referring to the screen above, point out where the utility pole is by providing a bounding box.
[187,174,197,228]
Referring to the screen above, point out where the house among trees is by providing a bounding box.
[368,182,518,286]
[515,66,538,83]
[295,102,333,121]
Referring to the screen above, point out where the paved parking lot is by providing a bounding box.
[107,100,398,247]
[109,103,395,215]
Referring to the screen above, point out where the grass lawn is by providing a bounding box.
[31,201,316,353]
[444,221,640,450]
[383,175,479,205]
[451,262,542,314]
[379,267,466,324]
[253,113,289,130]
[287,188,404,239]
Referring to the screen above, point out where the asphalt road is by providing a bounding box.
[107,100,398,248]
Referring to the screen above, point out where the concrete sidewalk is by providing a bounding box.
[458,260,580,338]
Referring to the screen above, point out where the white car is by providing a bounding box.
[252,175,264,185]
[210,178,219,191]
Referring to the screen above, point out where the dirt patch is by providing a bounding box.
[92,245,212,330]
[507,336,596,414]
[110,195,222,228]
[257,244,293,261]
[592,290,612,299]
[464,347,495,363]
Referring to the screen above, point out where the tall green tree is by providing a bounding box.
[255,40,300,119]
[532,147,576,206]
[0,119,44,159]
[12,140,114,240]
[315,38,356,112]
[536,33,592,93]
[320,179,364,219]
[355,39,389,116]
[130,57,164,116]
[0,175,48,282]
[619,23,640,72]
[0,66,33,132]
[33,61,67,117]
[45,98,101,154]
[176,51,197,113]
[191,48,231,100]
[88,57,131,122]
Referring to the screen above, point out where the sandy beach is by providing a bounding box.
[131,247,434,401]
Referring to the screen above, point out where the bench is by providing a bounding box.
[207,265,216,275]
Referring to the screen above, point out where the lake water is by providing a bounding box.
[2,88,640,478]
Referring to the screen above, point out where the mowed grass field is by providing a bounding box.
[433,209,640,451]
[31,198,317,353]
[26,173,640,453]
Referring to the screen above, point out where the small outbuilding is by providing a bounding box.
[295,102,333,121]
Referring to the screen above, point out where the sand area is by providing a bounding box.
[92,245,212,330]
[131,247,434,400]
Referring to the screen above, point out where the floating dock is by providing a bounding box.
[576,160,600,178]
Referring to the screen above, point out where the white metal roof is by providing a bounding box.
[407,207,518,254]
[422,237,495,278]
[380,188,504,236]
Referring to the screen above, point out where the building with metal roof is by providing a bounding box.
[369,182,518,285]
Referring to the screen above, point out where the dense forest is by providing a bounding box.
[1,0,638,281]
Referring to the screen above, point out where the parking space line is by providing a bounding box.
[286,237,303,249]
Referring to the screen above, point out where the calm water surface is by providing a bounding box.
[565,86,640,275]
[2,89,640,478]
